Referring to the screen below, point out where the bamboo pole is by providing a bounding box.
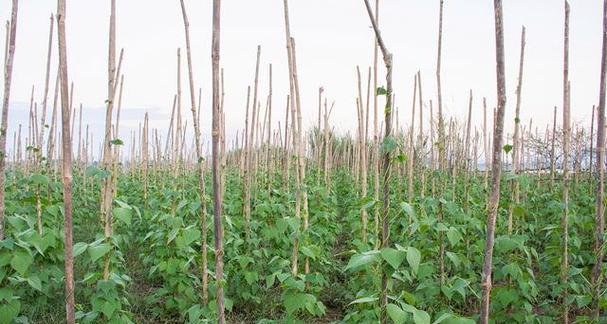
[356,66,368,242]
[372,0,381,247]
[178,0,209,303]
[417,71,425,197]
[483,98,489,188]
[0,0,17,241]
[407,75,417,204]
[590,105,596,179]
[592,1,607,320]
[508,26,525,235]
[436,0,446,172]
[56,0,75,321]
[244,46,260,228]
[480,0,507,322]
[362,0,392,322]
[211,0,225,321]
[463,90,473,211]
[561,3,571,322]
[38,14,54,154]
[551,106,557,185]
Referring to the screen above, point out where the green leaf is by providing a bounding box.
[381,136,398,153]
[446,227,462,247]
[349,296,378,305]
[176,227,200,249]
[30,174,50,185]
[283,292,307,314]
[0,300,20,324]
[73,242,88,257]
[387,303,407,324]
[11,250,33,275]
[101,300,117,318]
[376,86,387,96]
[360,196,376,210]
[345,250,380,271]
[88,243,111,263]
[413,309,431,324]
[110,138,124,146]
[446,251,461,268]
[513,206,525,218]
[0,288,13,302]
[300,245,317,261]
[432,313,453,324]
[400,202,415,219]
[503,144,513,154]
[407,247,421,275]
[113,207,132,226]
[381,247,406,269]
[27,275,42,292]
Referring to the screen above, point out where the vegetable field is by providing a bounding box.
[1,0,607,323]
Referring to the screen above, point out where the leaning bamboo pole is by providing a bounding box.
[100,0,123,280]
[356,66,368,242]
[38,14,54,154]
[282,0,303,276]
[178,0,208,303]
[407,75,417,205]
[508,26,525,235]
[480,0,507,322]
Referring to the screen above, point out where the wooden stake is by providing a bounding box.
[592,0,607,319]
[0,0,18,241]
[211,0,225,320]
[480,0,508,321]
[56,0,75,321]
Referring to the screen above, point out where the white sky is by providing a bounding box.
[0,0,603,154]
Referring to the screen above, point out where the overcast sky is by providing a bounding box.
[0,0,603,156]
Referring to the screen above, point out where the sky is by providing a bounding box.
[0,0,603,157]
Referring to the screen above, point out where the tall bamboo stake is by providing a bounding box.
[244,46,260,227]
[508,26,525,235]
[463,89,473,211]
[590,105,595,179]
[592,0,607,320]
[0,0,18,241]
[561,3,571,322]
[417,71,425,197]
[38,14,54,153]
[56,0,75,321]
[407,75,417,204]
[178,0,208,303]
[480,0,507,322]
[211,0,225,321]
[436,0,446,172]
[362,0,392,322]
[551,106,557,185]
[483,98,489,188]
[372,0,380,247]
